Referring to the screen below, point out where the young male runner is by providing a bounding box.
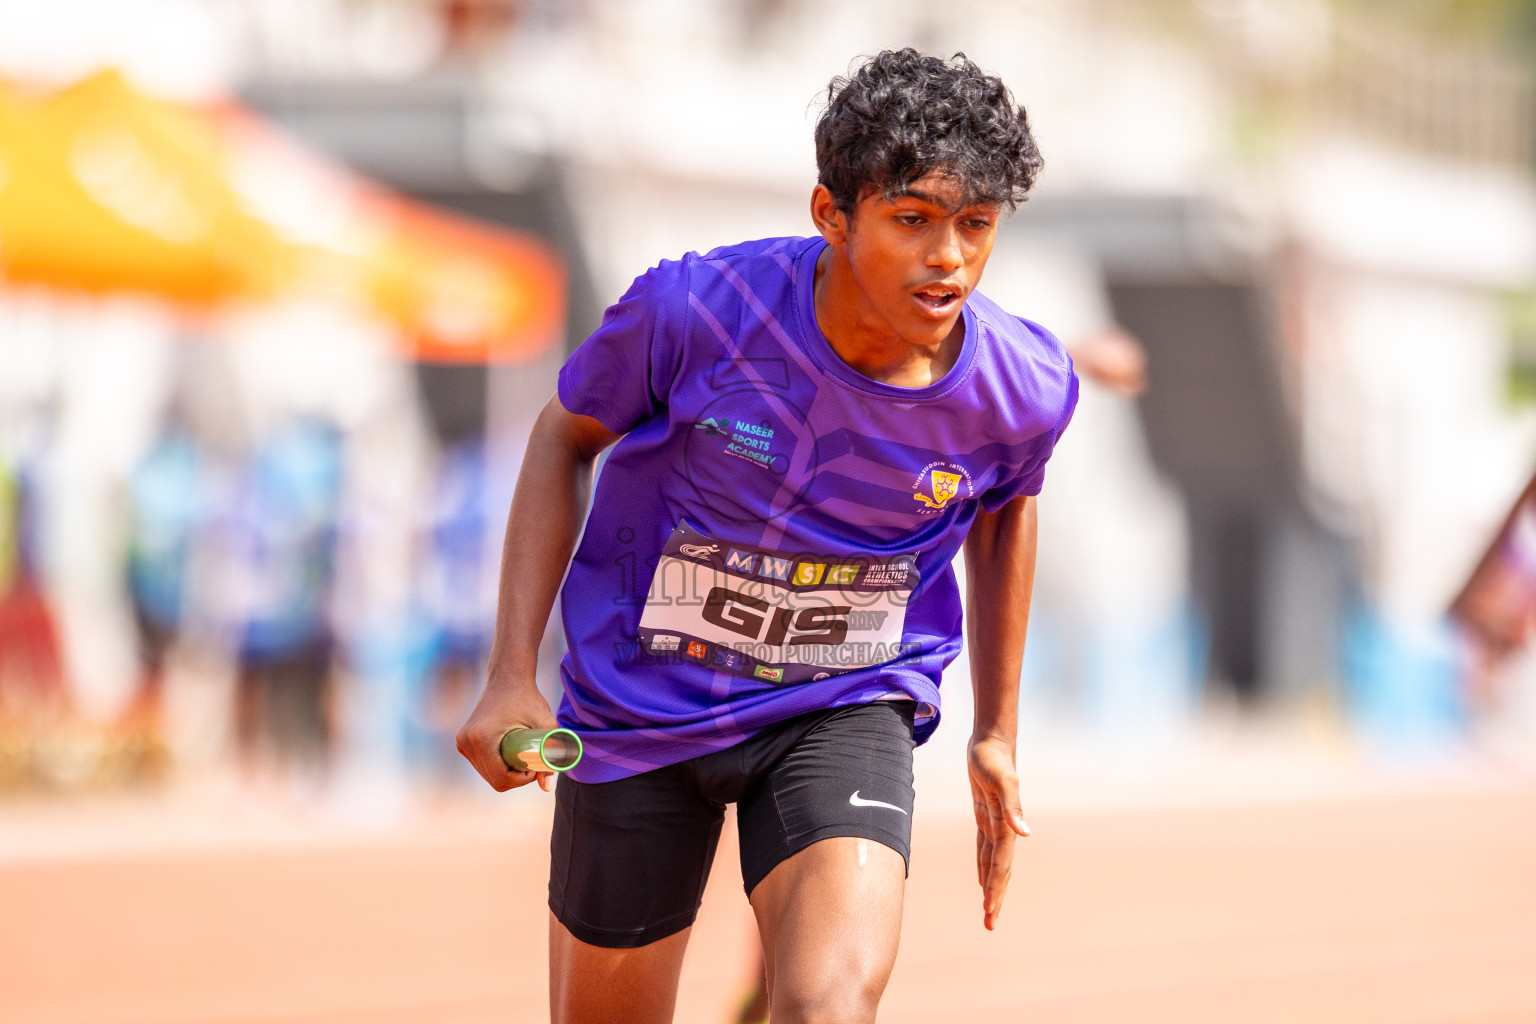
[458,49,1077,1024]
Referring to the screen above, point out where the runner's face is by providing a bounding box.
[842,174,1000,349]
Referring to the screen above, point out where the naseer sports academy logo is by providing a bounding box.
[912,461,973,512]
[681,359,823,525]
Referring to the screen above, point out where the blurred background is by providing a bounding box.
[5,2,1536,1022]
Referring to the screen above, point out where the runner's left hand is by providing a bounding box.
[967,735,1031,930]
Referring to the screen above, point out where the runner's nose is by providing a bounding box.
[927,225,963,273]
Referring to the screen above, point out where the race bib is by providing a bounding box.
[636,522,920,686]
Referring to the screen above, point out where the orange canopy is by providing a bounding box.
[0,72,285,303]
[363,199,564,364]
[0,70,564,363]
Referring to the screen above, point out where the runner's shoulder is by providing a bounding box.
[966,289,1071,371]
[965,289,1078,429]
[696,235,815,267]
[622,236,810,314]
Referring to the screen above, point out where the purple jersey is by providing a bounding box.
[555,235,1077,782]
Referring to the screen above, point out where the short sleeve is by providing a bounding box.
[979,363,1079,512]
[557,259,689,435]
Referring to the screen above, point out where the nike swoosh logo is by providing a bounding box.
[849,791,907,814]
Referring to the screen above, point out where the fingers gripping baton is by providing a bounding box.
[499,728,584,774]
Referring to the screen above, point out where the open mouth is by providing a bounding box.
[912,285,962,314]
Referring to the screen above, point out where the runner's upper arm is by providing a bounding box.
[544,393,623,462]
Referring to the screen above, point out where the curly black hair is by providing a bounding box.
[815,49,1042,215]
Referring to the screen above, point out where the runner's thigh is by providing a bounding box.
[549,765,726,948]
[736,699,916,895]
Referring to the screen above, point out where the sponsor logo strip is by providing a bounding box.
[664,523,917,592]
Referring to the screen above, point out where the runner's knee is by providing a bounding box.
[770,969,885,1024]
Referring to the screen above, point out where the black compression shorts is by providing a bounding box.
[548,700,916,949]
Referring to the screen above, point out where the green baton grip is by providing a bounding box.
[499,727,583,773]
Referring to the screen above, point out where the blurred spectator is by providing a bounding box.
[1452,472,1536,709]
[410,436,498,783]
[122,421,210,750]
[222,419,344,782]
[1063,326,1147,399]
[0,448,69,786]
[0,450,68,723]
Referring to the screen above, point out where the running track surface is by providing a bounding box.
[5,785,1536,1024]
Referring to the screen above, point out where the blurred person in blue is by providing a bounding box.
[457,51,1076,1024]
[121,418,211,754]
[409,436,499,782]
[225,418,344,782]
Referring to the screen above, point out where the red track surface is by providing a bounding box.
[5,786,1536,1023]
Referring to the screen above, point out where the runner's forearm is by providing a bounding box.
[962,496,1038,748]
[485,397,618,691]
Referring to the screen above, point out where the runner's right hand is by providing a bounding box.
[456,681,560,792]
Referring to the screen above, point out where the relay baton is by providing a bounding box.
[499,727,584,773]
